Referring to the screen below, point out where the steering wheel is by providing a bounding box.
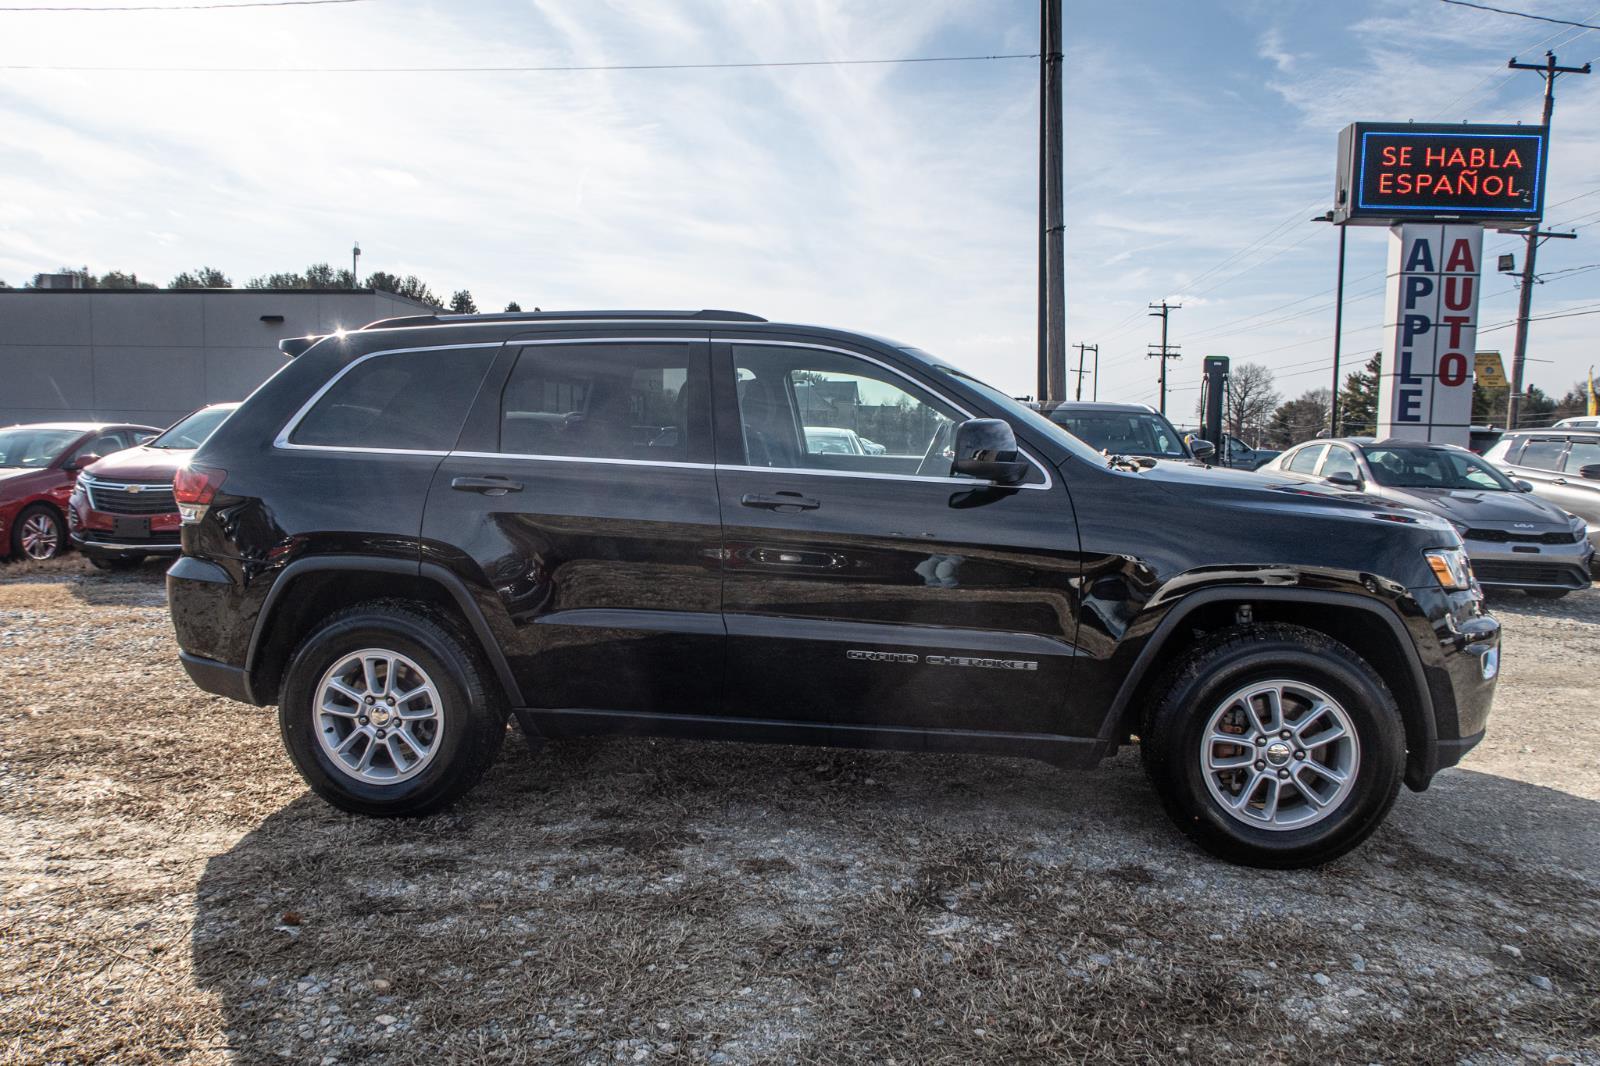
[915,421,955,477]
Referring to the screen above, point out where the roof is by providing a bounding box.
[1041,401,1160,415]
[362,308,766,330]
[0,421,157,432]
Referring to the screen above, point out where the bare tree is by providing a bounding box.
[1225,362,1280,444]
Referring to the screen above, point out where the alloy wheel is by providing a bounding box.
[314,648,444,785]
[20,513,61,560]
[1200,680,1361,831]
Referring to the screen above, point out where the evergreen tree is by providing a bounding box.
[1337,352,1381,436]
[504,301,522,312]
[168,266,232,288]
[449,290,478,314]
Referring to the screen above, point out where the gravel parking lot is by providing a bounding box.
[2,557,1597,1065]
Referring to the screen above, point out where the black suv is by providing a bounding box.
[168,310,1501,867]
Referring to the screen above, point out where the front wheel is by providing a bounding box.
[1141,624,1404,868]
[279,600,508,817]
[11,505,65,561]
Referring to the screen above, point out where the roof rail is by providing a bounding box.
[361,308,767,331]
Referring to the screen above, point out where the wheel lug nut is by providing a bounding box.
[376,729,386,739]
[1277,769,1289,780]
[1294,750,1306,760]
[1254,736,1267,746]
[1254,760,1265,770]
[1279,730,1291,739]
[364,695,374,704]
[358,715,368,724]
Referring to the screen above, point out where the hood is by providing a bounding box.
[81,445,190,482]
[1384,486,1574,529]
[1126,458,1456,533]
[0,467,56,495]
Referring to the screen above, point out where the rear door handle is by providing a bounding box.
[740,492,820,511]
[451,476,524,495]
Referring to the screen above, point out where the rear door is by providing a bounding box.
[423,333,723,718]
[1505,436,1571,503]
[1551,438,1600,528]
[711,336,1081,738]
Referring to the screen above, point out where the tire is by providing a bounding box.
[11,505,66,561]
[89,554,145,571]
[279,599,509,817]
[1141,623,1404,869]
[1524,588,1570,600]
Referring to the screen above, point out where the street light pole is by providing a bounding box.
[352,242,361,287]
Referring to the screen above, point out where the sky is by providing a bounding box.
[0,0,1597,412]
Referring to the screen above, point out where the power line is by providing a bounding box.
[0,0,365,9]
[1436,0,1600,31]
[0,52,1037,73]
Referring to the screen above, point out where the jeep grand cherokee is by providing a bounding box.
[167,309,1500,868]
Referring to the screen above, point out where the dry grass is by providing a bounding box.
[2,556,1598,1064]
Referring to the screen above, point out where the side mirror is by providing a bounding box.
[1325,470,1362,488]
[1514,479,1535,493]
[950,418,1028,485]
[1188,438,1216,463]
[67,454,103,472]
[1579,464,1600,481]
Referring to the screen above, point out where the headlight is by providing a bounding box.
[1425,548,1475,590]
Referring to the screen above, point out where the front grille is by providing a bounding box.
[1473,560,1588,586]
[1463,527,1582,545]
[84,480,177,516]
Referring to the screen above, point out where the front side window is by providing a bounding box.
[499,343,702,463]
[1320,447,1358,478]
[290,348,495,452]
[70,432,127,465]
[1287,445,1326,474]
[1563,440,1600,473]
[734,346,958,476]
[1515,439,1568,472]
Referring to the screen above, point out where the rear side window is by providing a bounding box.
[1287,445,1325,473]
[1516,439,1568,471]
[498,342,707,463]
[289,348,495,452]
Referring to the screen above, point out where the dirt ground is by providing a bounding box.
[1,556,1597,1065]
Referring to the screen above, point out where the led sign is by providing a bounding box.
[1334,123,1547,226]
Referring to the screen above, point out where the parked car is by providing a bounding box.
[1264,438,1593,598]
[1040,401,1196,461]
[1468,425,1504,455]
[803,425,870,456]
[1220,435,1281,470]
[1483,429,1600,561]
[1553,416,1600,430]
[0,422,160,562]
[168,308,1500,868]
[69,403,239,570]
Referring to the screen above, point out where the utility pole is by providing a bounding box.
[1505,50,1589,429]
[1071,342,1097,401]
[352,241,361,287]
[1036,0,1066,401]
[1092,342,1100,400]
[1147,301,1181,415]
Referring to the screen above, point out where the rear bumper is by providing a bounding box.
[178,650,260,705]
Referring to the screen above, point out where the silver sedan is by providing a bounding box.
[1264,438,1594,599]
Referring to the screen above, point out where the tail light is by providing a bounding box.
[173,464,226,523]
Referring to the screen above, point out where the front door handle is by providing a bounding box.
[1551,478,1568,486]
[451,476,524,495]
[740,492,820,511]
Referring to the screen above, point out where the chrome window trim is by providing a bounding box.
[271,336,1054,491]
[720,338,1053,490]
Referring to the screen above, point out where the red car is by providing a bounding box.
[69,403,239,570]
[0,422,160,562]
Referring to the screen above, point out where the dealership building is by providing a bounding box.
[0,287,435,429]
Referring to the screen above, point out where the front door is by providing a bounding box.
[424,336,724,719]
[711,339,1081,739]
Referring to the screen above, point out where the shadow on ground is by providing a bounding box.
[192,733,1600,1064]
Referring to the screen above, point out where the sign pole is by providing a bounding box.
[1330,221,1347,435]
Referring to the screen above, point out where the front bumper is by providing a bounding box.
[71,532,183,557]
[1403,586,1500,790]
[1464,536,1593,590]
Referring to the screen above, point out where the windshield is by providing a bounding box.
[151,406,234,449]
[1048,410,1187,458]
[925,359,1106,465]
[1362,445,1516,491]
[0,428,81,469]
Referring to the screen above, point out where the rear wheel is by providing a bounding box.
[11,505,65,561]
[1141,624,1404,868]
[280,600,508,817]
